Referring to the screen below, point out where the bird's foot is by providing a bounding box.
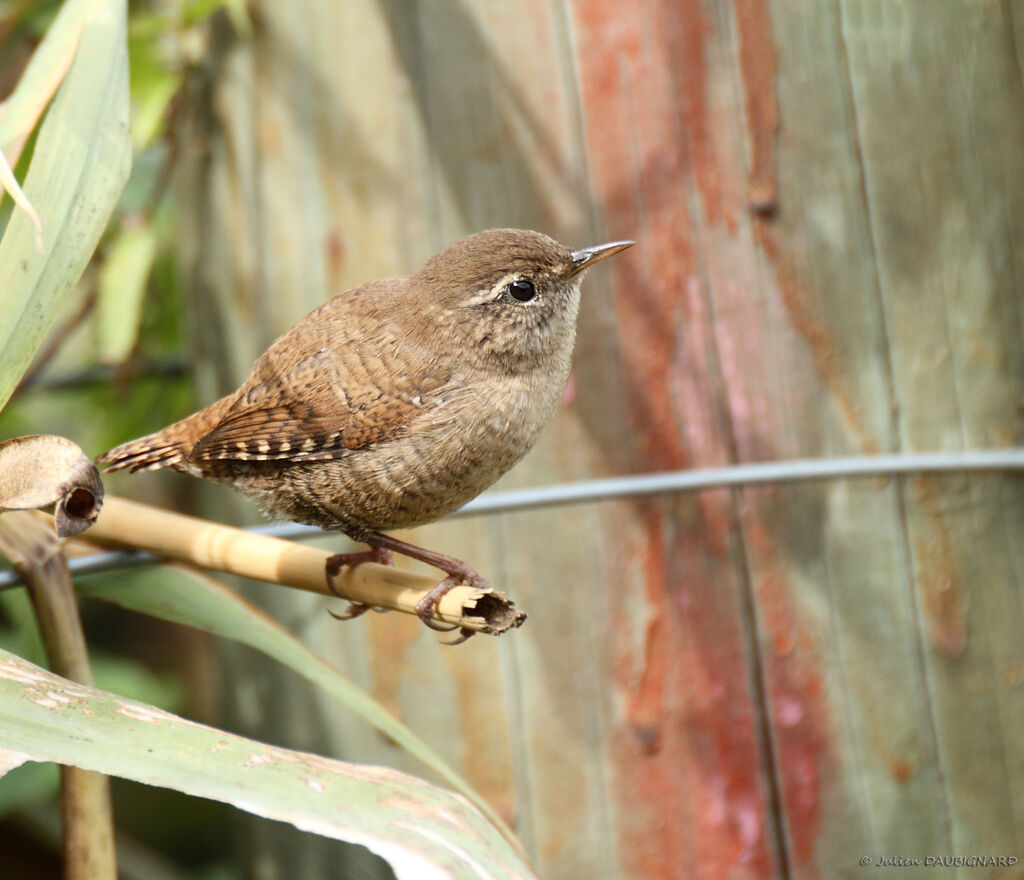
[363,532,489,644]
[412,575,475,645]
[325,546,394,620]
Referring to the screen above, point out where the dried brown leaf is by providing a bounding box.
[0,435,103,537]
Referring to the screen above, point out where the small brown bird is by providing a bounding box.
[101,228,633,640]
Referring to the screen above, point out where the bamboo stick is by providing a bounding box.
[81,497,525,636]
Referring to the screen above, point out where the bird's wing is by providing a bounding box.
[190,342,449,464]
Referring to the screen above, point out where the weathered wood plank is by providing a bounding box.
[565,1,784,875]
[837,0,1024,860]
[174,0,1024,877]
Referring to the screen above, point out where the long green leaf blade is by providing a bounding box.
[0,0,131,410]
[0,0,88,163]
[0,647,535,879]
[77,565,523,855]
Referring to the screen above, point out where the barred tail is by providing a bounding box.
[98,394,235,474]
[98,428,189,473]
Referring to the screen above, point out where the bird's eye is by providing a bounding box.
[506,279,536,302]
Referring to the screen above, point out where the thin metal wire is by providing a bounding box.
[1,448,1021,591]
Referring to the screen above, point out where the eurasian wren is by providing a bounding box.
[100,228,633,640]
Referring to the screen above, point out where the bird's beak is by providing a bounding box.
[570,240,635,277]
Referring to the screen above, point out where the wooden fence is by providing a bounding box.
[177,2,1024,877]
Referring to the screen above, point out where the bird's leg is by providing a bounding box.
[325,545,394,620]
[361,531,487,644]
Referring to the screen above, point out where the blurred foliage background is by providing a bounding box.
[0,3,241,877]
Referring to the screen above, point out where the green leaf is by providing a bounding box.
[0,647,536,879]
[0,148,42,251]
[127,28,182,150]
[96,222,158,364]
[0,0,131,411]
[130,69,180,152]
[182,0,252,33]
[0,0,90,251]
[0,0,87,164]
[76,565,523,856]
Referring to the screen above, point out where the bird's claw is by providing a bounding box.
[413,573,484,644]
[327,536,490,644]
[328,602,371,621]
[325,547,394,619]
[440,627,476,646]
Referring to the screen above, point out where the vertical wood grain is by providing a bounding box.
[174,1,1024,877]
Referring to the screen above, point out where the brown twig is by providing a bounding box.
[0,512,117,880]
[80,497,526,636]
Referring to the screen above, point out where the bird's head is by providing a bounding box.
[410,228,633,373]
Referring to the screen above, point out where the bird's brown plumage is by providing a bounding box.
[100,229,633,632]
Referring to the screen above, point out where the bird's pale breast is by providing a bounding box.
[234,359,566,537]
